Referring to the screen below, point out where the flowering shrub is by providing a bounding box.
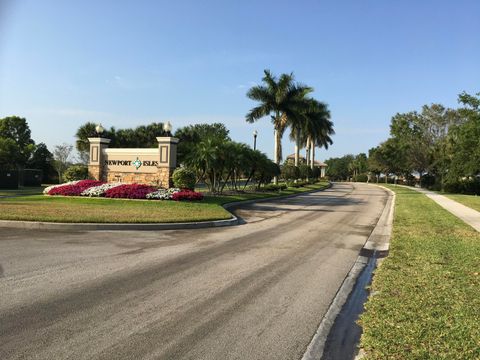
[43,180,81,194]
[171,189,204,201]
[104,184,156,199]
[146,188,181,200]
[48,180,104,196]
[43,181,203,201]
[81,183,122,197]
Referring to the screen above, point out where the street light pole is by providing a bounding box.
[253,130,258,150]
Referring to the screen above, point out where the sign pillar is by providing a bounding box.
[156,136,179,188]
[88,137,111,181]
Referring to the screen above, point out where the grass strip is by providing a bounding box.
[0,182,329,223]
[359,185,480,359]
[0,186,45,196]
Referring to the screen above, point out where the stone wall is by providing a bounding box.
[106,168,173,188]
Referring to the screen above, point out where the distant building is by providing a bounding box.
[285,154,327,177]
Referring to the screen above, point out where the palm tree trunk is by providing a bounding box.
[273,128,282,184]
[310,139,315,170]
[306,138,310,166]
[294,128,300,167]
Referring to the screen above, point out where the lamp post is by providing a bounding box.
[95,123,104,136]
[163,121,173,137]
[253,129,258,150]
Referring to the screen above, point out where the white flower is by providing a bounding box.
[81,183,122,197]
[146,188,180,200]
[43,180,81,194]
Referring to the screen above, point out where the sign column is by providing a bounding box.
[156,136,179,188]
[88,137,111,181]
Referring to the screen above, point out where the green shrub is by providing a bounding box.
[444,177,480,195]
[281,164,300,181]
[353,173,368,182]
[63,165,89,181]
[259,183,287,192]
[299,164,313,180]
[312,166,321,179]
[287,180,307,188]
[172,167,196,190]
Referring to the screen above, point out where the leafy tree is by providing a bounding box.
[26,143,56,182]
[0,116,35,167]
[75,122,167,158]
[53,143,73,183]
[174,123,230,165]
[446,92,480,185]
[325,155,354,180]
[0,137,20,169]
[246,70,313,183]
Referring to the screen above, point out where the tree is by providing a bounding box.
[325,155,354,180]
[246,70,313,183]
[0,138,20,169]
[289,98,334,169]
[26,143,56,182]
[53,143,73,183]
[75,122,167,159]
[174,123,230,165]
[446,92,480,183]
[0,116,35,167]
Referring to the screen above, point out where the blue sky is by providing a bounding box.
[1,0,479,161]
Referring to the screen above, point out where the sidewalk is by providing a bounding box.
[408,186,480,232]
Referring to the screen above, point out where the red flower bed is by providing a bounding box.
[104,184,156,199]
[48,180,104,196]
[171,189,204,201]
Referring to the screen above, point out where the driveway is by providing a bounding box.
[0,183,388,360]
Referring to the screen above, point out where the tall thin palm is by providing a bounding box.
[298,99,334,169]
[246,70,313,182]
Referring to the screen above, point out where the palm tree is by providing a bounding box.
[297,99,334,169]
[246,70,313,183]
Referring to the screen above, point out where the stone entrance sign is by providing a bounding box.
[88,136,179,187]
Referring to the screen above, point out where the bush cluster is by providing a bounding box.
[171,189,204,201]
[104,184,158,199]
[48,180,103,196]
[444,177,480,195]
[44,181,204,201]
[259,183,288,192]
[353,173,368,182]
[63,165,89,181]
[172,168,196,190]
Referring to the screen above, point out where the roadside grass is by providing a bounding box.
[0,181,329,223]
[0,186,45,196]
[359,185,480,359]
[444,193,480,213]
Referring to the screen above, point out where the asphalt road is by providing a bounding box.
[0,183,388,360]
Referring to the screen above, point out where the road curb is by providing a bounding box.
[301,183,395,360]
[0,183,332,231]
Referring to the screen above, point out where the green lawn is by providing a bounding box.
[359,185,480,359]
[0,186,46,196]
[0,182,329,223]
[445,193,480,213]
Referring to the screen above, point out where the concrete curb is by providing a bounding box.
[301,183,395,360]
[0,183,332,231]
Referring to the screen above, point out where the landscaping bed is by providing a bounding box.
[0,181,329,223]
[359,185,480,359]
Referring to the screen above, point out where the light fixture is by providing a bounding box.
[95,123,104,135]
[253,129,258,137]
[163,121,172,134]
